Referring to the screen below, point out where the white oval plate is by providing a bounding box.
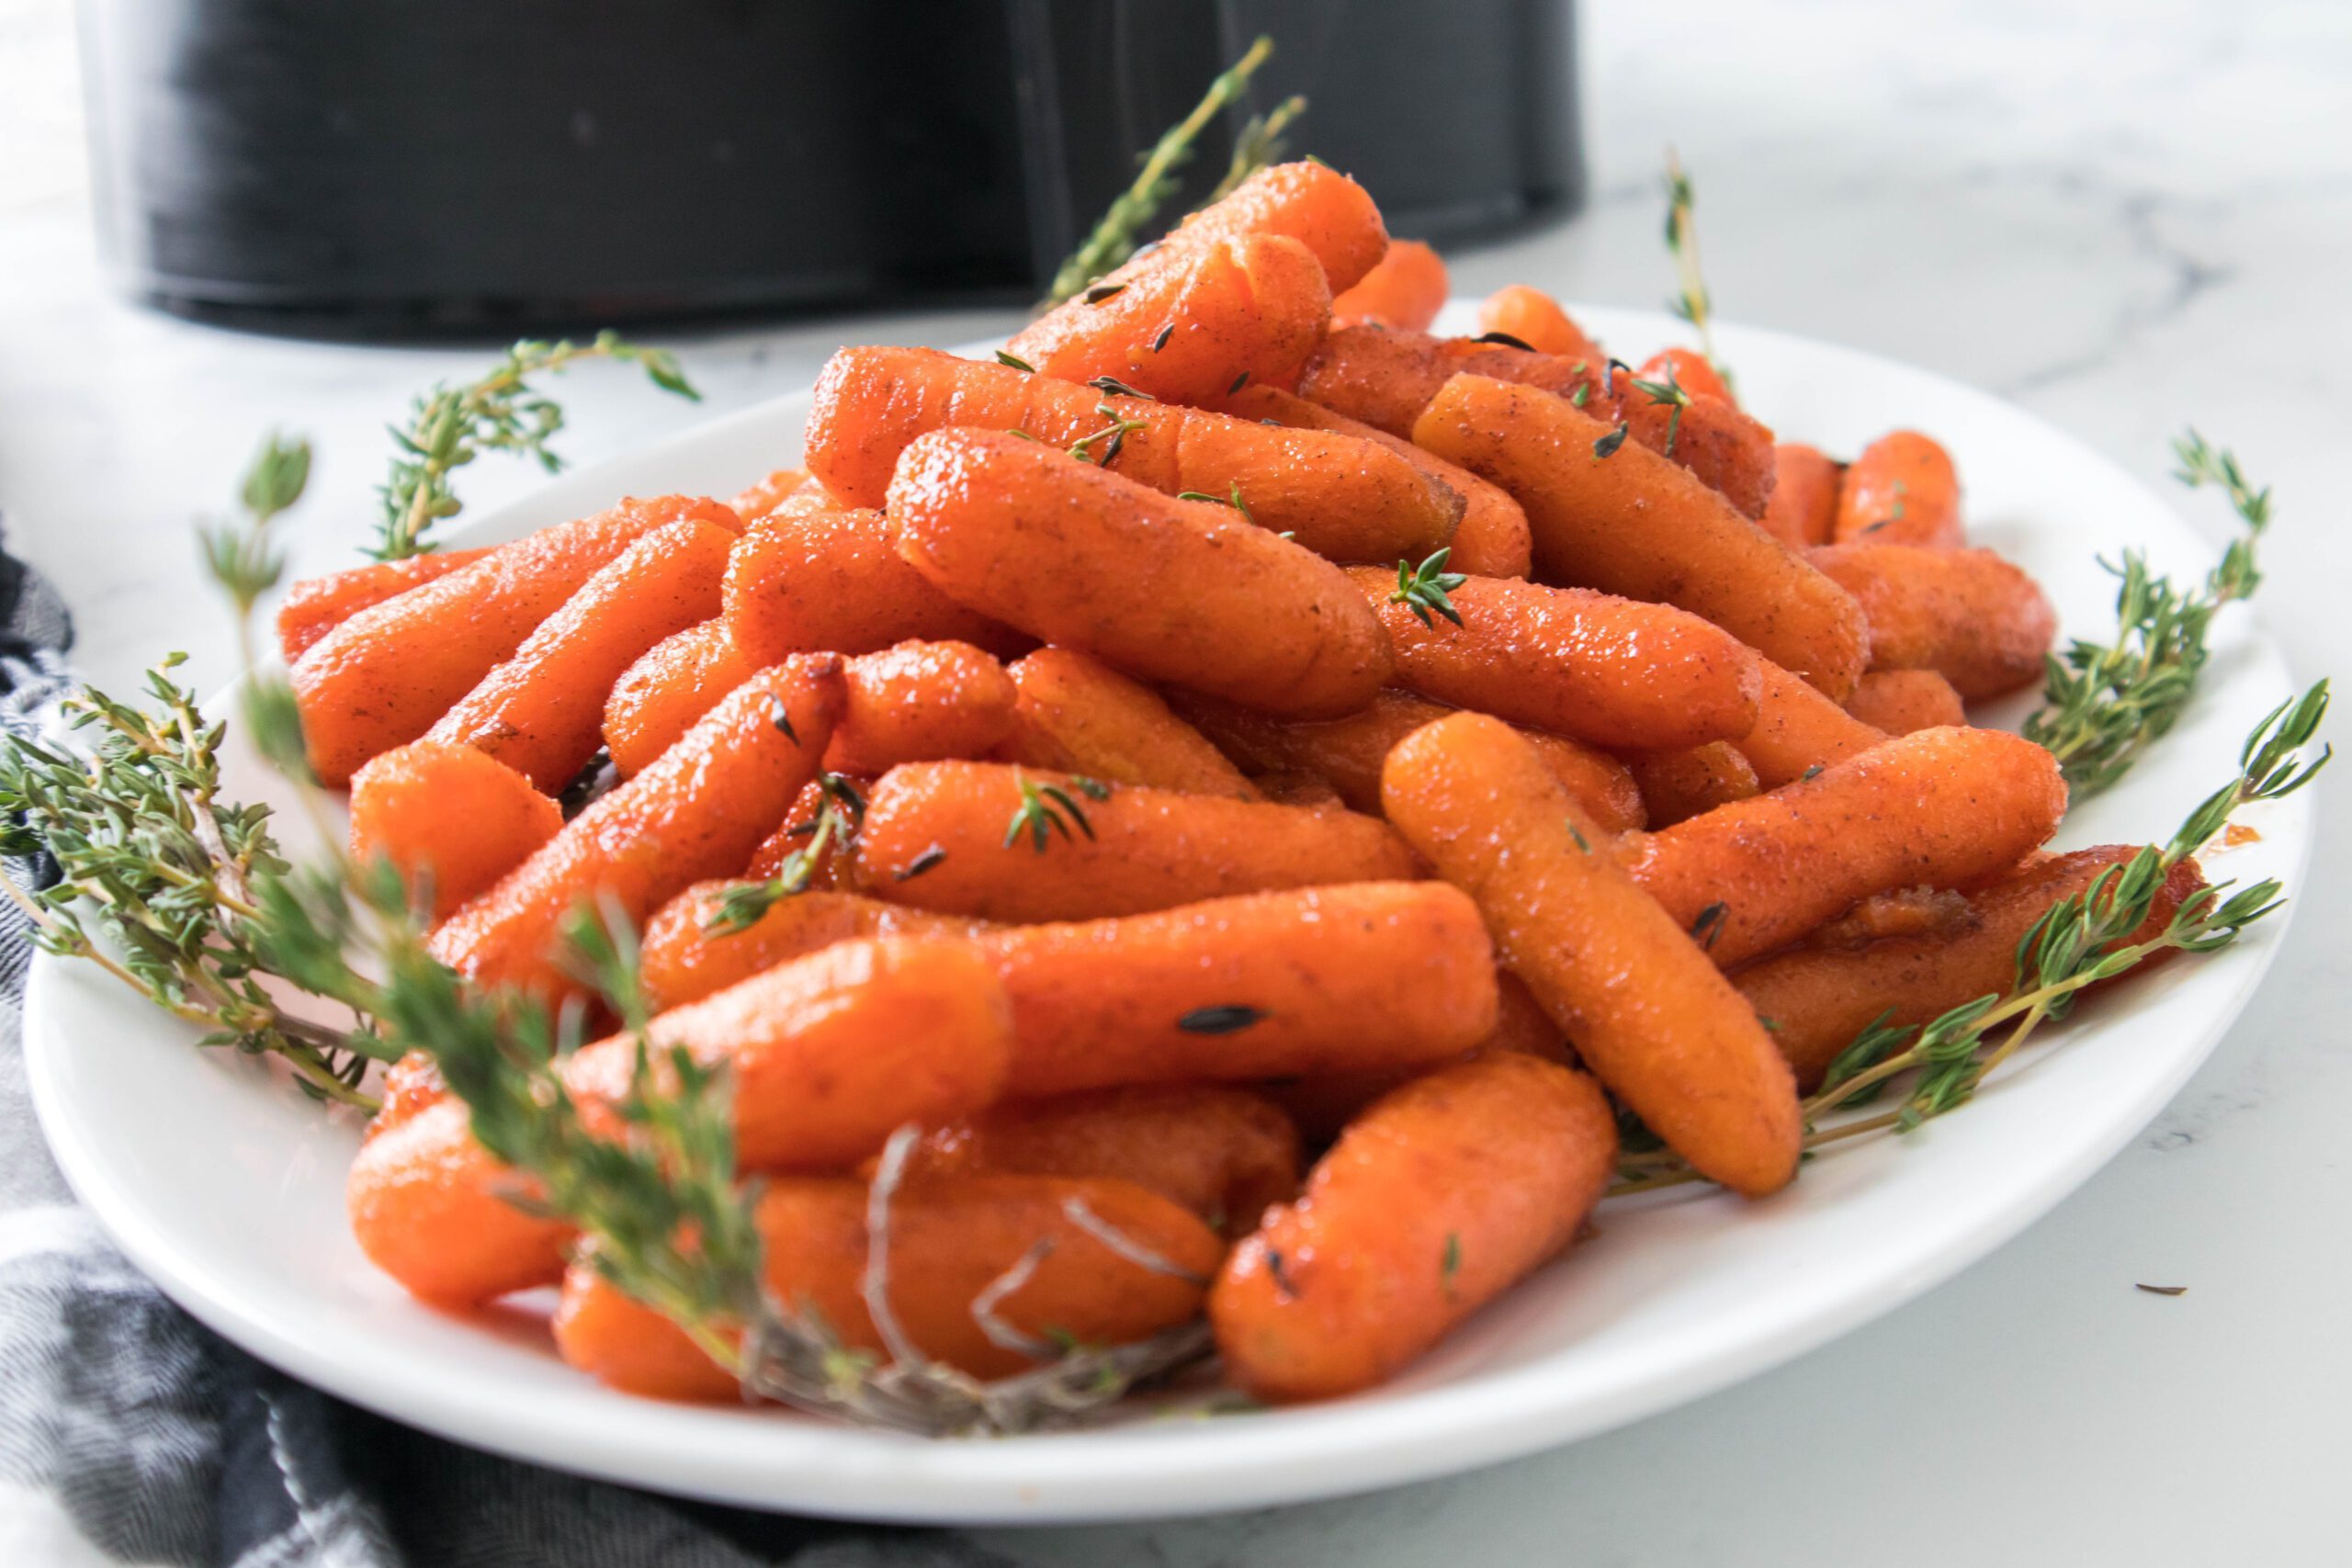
[25,305,2311,1524]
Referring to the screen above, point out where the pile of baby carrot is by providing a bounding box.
[280,162,2168,1408]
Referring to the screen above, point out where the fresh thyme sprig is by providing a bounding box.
[1066,403,1149,467]
[1613,682,2329,1195]
[1045,35,1299,305]
[1390,548,1468,629]
[2023,430,2277,796]
[1627,360,1693,459]
[1005,773,1110,852]
[374,331,697,561]
[1174,481,1255,523]
[703,773,866,934]
[1662,150,1733,396]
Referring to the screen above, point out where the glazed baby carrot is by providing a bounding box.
[972,882,1498,1096]
[887,429,1391,718]
[856,761,1419,922]
[1212,1051,1617,1402]
[802,345,1462,563]
[728,466,808,522]
[1731,660,1888,787]
[1758,444,1844,549]
[639,888,991,1012]
[1172,687,1645,832]
[424,515,733,791]
[1331,238,1448,330]
[890,1086,1302,1234]
[1635,347,1734,408]
[347,741,562,922]
[1130,159,1391,295]
[427,658,845,1002]
[1623,725,2070,967]
[1347,567,1764,750]
[1809,541,2056,700]
[1223,384,1532,578]
[1834,430,1963,547]
[348,936,1015,1304]
[1735,846,2206,1089]
[740,772,872,893]
[726,504,1023,663]
[1003,231,1331,405]
[825,640,1017,777]
[276,547,492,662]
[1844,669,1967,735]
[1382,713,1801,1196]
[1475,284,1605,360]
[1297,323,1595,438]
[1609,364,1777,521]
[601,619,754,778]
[553,1174,1220,1395]
[292,495,737,784]
[1619,741,1759,828]
[1411,374,1870,698]
[997,648,1261,799]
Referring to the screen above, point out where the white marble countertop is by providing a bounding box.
[6,0,2350,1562]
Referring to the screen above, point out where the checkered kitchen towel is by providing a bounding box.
[0,525,1007,1567]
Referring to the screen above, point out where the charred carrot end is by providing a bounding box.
[1810,542,2057,702]
[725,503,1023,664]
[602,619,756,780]
[1758,444,1845,549]
[1845,669,1967,735]
[1619,741,1760,829]
[1000,648,1261,799]
[1332,239,1449,331]
[1835,430,1963,547]
[887,429,1391,718]
[348,741,562,923]
[1732,660,1888,788]
[639,886,991,1013]
[1212,1053,1616,1402]
[276,547,493,663]
[1154,159,1391,295]
[1382,712,1802,1196]
[1475,285,1604,361]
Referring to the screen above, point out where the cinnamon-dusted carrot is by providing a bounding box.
[1834,430,1963,547]
[1619,742,1759,828]
[802,345,1460,563]
[1809,541,2055,700]
[1131,159,1390,295]
[552,1174,1219,1396]
[1382,713,1801,1196]
[856,761,1418,922]
[347,742,562,923]
[1224,384,1532,578]
[1331,239,1448,330]
[1213,1052,1617,1402]
[639,888,990,1012]
[292,495,737,784]
[890,1086,1302,1233]
[276,547,492,662]
[728,466,808,522]
[1609,364,1777,521]
[825,640,1017,776]
[602,619,754,778]
[997,648,1261,799]
[1173,687,1645,832]
[1735,847,2206,1089]
[1845,669,1967,735]
[427,658,845,1002]
[1623,725,2069,967]
[1475,284,1605,361]
[1297,323,1596,438]
[726,503,1023,664]
[887,429,1391,718]
[1003,232,1331,405]
[1411,374,1870,698]
[1635,347,1734,408]
[1758,444,1844,549]
[348,935,1014,1304]
[1731,660,1887,787]
[1347,566,1763,750]
[424,516,732,791]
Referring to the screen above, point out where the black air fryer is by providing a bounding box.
[78,0,1583,336]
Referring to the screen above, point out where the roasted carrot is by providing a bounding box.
[997,648,1261,799]
[728,466,808,522]
[1331,238,1449,330]
[1735,847,2206,1089]
[1347,567,1764,750]
[424,516,732,792]
[292,495,737,784]
[1619,741,1760,828]
[639,888,990,1013]
[347,742,562,923]
[601,619,755,778]
[1834,430,1963,547]
[1475,284,1605,361]
[802,345,1461,563]
[740,773,871,893]
[1003,232,1331,405]
[856,761,1419,922]
[1810,541,2056,700]
[1213,1052,1617,1402]
[1758,444,1844,549]
[1297,322,1596,439]
[1635,347,1734,408]
[1132,159,1391,295]
[1411,374,1871,698]
[1173,687,1645,832]
[1844,669,1967,735]
[726,503,1022,664]
[1382,713,1802,1196]
[1732,660,1888,787]
[1623,725,2069,967]
[887,429,1391,718]
[427,658,845,1002]
[552,1174,1220,1395]
[1609,364,1777,521]
[824,640,1017,776]
[276,547,492,663]
[1223,384,1532,579]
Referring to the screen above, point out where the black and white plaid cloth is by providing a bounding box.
[0,525,1006,1567]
